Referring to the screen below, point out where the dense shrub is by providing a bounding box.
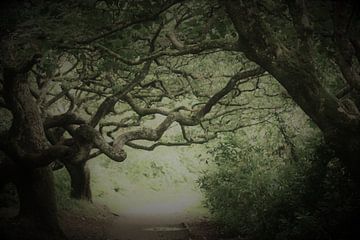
[199,133,360,240]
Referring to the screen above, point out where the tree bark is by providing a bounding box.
[223,0,360,183]
[13,167,66,240]
[65,162,92,202]
[2,69,66,240]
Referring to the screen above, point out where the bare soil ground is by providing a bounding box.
[60,204,221,240]
[1,204,224,240]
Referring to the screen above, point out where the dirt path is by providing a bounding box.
[61,206,218,240]
[61,207,223,240]
[78,187,213,240]
[105,214,190,240]
[1,206,218,240]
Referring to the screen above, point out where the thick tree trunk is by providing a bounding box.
[223,1,360,185]
[2,69,66,240]
[66,162,92,202]
[12,167,65,240]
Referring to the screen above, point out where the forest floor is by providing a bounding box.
[0,202,231,240]
[60,203,222,240]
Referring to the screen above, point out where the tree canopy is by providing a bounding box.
[0,0,359,239]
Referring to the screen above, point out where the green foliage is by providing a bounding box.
[68,146,210,215]
[199,131,360,240]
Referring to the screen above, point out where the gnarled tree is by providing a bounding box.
[0,1,286,238]
[222,0,360,183]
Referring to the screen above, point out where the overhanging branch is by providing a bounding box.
[44,112,86,129]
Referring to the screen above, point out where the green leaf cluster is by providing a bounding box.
[199,129,360,240]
